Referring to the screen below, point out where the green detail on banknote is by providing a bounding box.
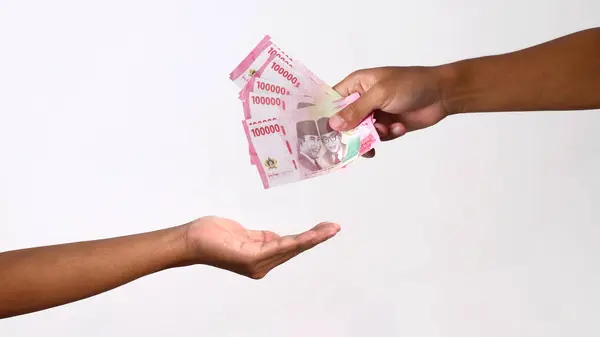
[341,132,361,163]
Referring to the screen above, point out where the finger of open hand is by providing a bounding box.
[255,223,340,275]
[260,222,340,256]
[246,229,280,243]
[294,222,340,250]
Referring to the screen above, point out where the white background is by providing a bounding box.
[1,0,599,336]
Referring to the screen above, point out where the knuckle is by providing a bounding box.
[350,68,367,78]
[373,82,391,97]
[346,69,369,84]
[372,83,394,106]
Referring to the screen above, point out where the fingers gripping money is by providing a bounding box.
[230,35,380,188]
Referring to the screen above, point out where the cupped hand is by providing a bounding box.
[182,216,341,279]
[329,66,453,157]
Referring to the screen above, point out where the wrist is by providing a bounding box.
[434,60,472,116]
[158,225,194,269]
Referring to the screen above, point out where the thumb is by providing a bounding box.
[329,85,386,131]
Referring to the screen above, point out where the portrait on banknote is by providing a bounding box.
[295,119,324,172]
[295,117,348,173]
[317,117,346,167]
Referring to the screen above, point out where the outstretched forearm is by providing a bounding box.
[0,226,187,319]
[442,27,600,114]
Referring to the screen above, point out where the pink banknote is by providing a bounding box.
[276,93,380,176]
[241,91,316,165]
[242,91,316,120]
[241,92,347,166]
[242,93,380,188]
[230,35,337,98]
[231,35,381,188]
[242,117,299,188]
[238,77,293,100]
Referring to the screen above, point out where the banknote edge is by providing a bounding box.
[229,35,271,81]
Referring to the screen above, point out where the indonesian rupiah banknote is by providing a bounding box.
[230,35,380,188]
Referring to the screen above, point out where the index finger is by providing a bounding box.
[333,70,368,97]
[261,222,341,255]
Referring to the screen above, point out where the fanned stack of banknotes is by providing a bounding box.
[229,35,380,189]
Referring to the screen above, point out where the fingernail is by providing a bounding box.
[391,124,404,136]
[329,114,346,129]
[374,123,387,138]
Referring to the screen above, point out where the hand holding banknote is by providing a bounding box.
[332,27,600,151]
[230,36,381,188]
[330,66,452,157]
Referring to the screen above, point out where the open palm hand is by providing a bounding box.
[183,216,340,279]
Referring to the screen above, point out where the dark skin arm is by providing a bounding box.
[329,27,600,155]
[446,27,600,114]
[0,216,340,319]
